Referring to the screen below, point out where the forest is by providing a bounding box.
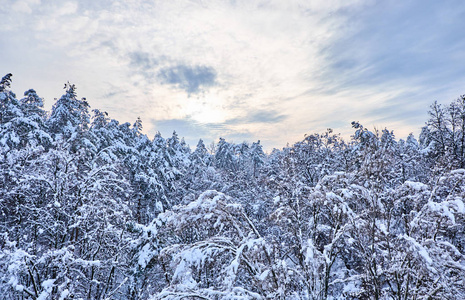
[1,72,464,299]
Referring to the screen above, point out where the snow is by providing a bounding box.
[326,192,343,202]
[342,281,359,294]
[376,220,388,235]
[59,289,70,300]
[258,269,270,281]
[304,239,315,264]
[401,234,432,265]
[74,258,101,267]
[338,188,353,199]
[273,196,280,204]
[8,277,19,289]
[451,198,465,214]
[404,181,428,191]
[183,248,204,265]
[37,279,55,300]
[171,259,198,289]
[427,201,456,224]
[450,168,465,174]
[420,141,434,154]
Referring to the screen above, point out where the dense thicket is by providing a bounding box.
[1,74,464,299]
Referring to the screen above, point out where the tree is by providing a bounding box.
[250,140,265,178]
[215,138,237,173]
[47,83,90,146]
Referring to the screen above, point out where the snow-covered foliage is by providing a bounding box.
[1,75,465,299]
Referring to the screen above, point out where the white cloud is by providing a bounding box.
[56,2,78,16]
[11,1,32,13]
[10,0,41,13]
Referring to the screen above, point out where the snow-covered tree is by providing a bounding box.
[1,76,465,299]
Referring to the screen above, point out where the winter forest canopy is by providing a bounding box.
[1,72,464,299]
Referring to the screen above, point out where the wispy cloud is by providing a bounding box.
[128,51,159,72]
[158,64,217,94]
[226,110,287,125]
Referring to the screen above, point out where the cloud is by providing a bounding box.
[2,0,465,150]
[157,64,218,94]
[153,117,222,137]
[151,117,225,146]
[1,0,366,149]
[321,1,465,90]
[226,110,287,125]
[100,84,128,99]
[56,2,78,16]
[128,51,158,70]
[11,1,33,14]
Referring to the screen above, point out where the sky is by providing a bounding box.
[1,0,465,150]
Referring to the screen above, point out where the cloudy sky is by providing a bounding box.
[1,0,465,150]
